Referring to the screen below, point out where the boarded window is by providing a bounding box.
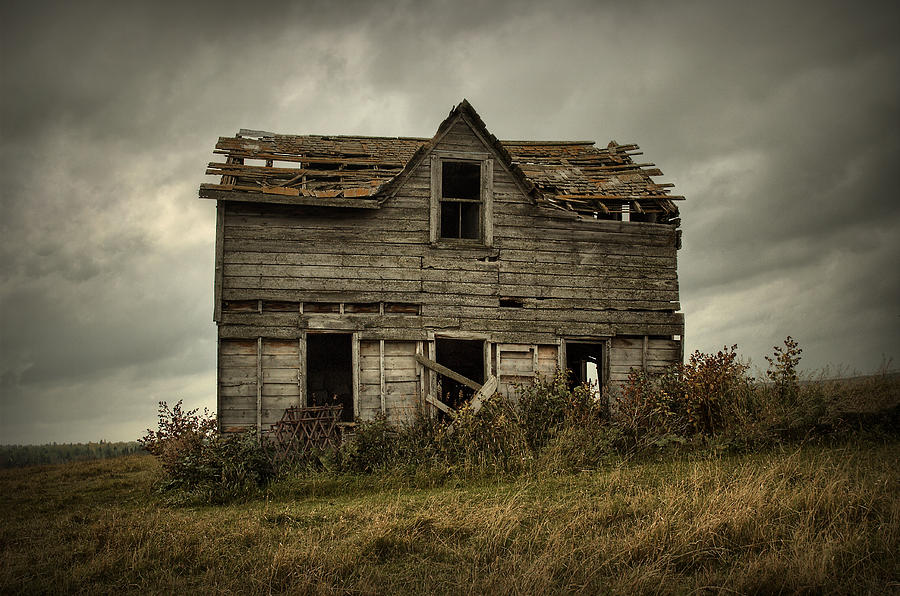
[304,302,341,313]
[263,300,298,312]
[223,300,258,312]
[384,303,420,314]
[344,303,380,313]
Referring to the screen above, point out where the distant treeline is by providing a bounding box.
[0,442,147,468]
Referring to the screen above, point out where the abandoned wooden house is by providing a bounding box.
[200,100,684,433]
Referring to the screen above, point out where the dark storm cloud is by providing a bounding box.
[1,0,898,443]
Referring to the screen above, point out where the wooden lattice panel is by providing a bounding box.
[269,405,343,465]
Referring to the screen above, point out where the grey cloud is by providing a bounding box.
[1,0,898,443]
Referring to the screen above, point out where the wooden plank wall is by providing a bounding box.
[218,338,302,432]
[495,344,558,400]
[359,340,419,424]
[215,115,684,424]
[609,336,682,385]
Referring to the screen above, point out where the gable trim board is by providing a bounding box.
[203,100,685,431]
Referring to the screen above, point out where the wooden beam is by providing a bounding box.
[256,337,262,436]
[213,203,224,322]
[425,394,456,419]
[352,332,360,419]
[467,375,498,415]
[379,339,386,415]
[199,186,382,209]
[414,354,482,392]
[642,335,649,373]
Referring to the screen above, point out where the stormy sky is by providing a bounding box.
[1,0,898,444]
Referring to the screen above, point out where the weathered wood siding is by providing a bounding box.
[359,340,419,424]
[494,343,559,399]
[215,115,683,427]
[609,336,682,384]
[218,338,302,432]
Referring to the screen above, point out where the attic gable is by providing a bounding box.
[199,100,682,220]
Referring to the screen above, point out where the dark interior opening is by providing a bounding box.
[306,333,353,421]
[435,338,485,411]
[442,161,480,199]
[566,342,603,393]
[499,297,525,308]
[440,201,481,239]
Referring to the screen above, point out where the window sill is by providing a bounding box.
[427,242,499,257]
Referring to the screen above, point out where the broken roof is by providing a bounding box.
[200,100,682,216]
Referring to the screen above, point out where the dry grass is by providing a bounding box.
[2,440,898,595]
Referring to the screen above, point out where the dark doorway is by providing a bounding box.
[307,333,353,421]
[566,342,603,396]
[435,338,484,410]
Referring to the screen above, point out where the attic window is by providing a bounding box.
[430,152,494,246]
[440,161,481,240]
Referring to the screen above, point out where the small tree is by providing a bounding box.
[765,336,802,402]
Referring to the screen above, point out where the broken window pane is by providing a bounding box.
[440,201,460,238]
[442,161,480,199]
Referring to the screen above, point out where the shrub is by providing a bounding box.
[517,370,604,452]
[440,391,530,476]
[330,414,399,474]
[679,345,752,435]
[139,400,216,475]
[140,400,275,502]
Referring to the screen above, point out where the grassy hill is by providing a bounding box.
[2,440,897,594]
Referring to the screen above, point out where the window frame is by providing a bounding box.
[430,151,493,246]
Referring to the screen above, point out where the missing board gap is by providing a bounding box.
[303,302,341,313]
[263,300,299,312]
[384,303,420,315]
[271,160,299,169]
[499,297,525,308]
[223,300,259,312]
[344,302,380,313]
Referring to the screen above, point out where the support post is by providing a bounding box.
[379,339,386,415]
[256,337,263,436]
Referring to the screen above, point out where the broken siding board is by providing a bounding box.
[224,277,423,293]
[224,253,422,268]
[223,264,433,282]
[497,285,677,302]
[225,227,427,245]
[495,218,677,245]
[495,237,675,258]
[498,260,677,280]
[499,249,676,268]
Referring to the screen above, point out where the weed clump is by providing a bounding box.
[140,400,275,503]
[146,338,899,496]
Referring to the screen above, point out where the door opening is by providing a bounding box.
[566,342,603,398]
[435,338,485,410]
[307,333,353,421]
